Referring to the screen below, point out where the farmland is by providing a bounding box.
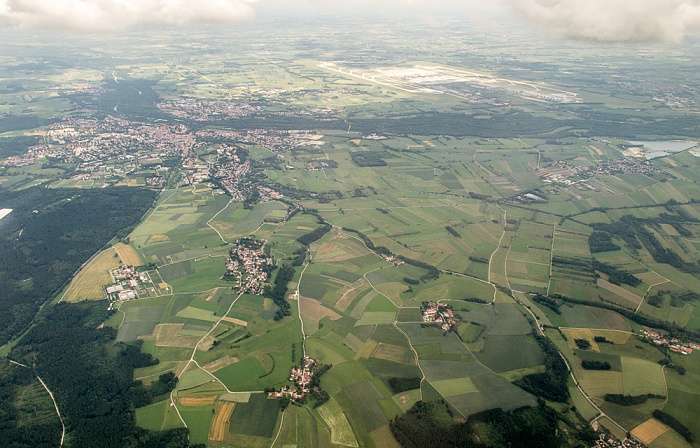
[61,248,121,302]
[2,13,700,448]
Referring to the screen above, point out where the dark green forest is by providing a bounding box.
[0,187,157,346]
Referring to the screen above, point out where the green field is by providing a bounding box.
[229,394,281,438]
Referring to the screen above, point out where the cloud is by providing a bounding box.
[506,0,700,43]
[0,0,255,31]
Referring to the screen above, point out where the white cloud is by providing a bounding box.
[0,0,255,31]
[507,0,700,43]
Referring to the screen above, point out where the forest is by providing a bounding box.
[0,187,157,346]
[4,302,201,448]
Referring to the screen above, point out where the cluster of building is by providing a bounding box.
[641,330,699,355]
[195,128,324,153]
[225,240,275,295]
[208,147,252,200]
[156,99,261,121]
[380,254,405,267]
[540,157,657,190]
[422,302,459,331]
[592,433,645,448]
[268,357,316,401]
[105,266,152,302]
[2,116,198,184]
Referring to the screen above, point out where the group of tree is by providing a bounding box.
[265,265,294,320]
[581,360,611,370]
[514,334,569,402]
[297,223,331,246]
[603,393,665,406]
[593,261,641,287]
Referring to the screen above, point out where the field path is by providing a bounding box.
[296,260,311,357]
[393,322,426,402]
[206,197,234,244]
[488,205,508,291]
[9,360,66,446]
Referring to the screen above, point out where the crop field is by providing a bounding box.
[208,401,236,442]
[114,242,143,266]
[158,260,195,283]
[116,303,167,342]
[317,398,359,447]
[20,32,700,447]
[61,248,120,302]
[229,394,281,438]
[631,419,670,445]
[135,399,184,432]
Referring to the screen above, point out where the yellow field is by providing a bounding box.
[62,248,120,302]
[561,328,601,352]
[208,401,236,442]
[180,396,219,406]
[354,339,380,361]
[632,419,669,445]
[114,242,143,266]
[222,317,248,326]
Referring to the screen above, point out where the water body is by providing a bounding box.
[0,209,12,221]
[630,140,697,160]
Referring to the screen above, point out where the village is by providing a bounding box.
[421,301,460,331]
[640,329,699,356]
[224,238,275,295]
[591,433,645,448]
[268,357,317,401]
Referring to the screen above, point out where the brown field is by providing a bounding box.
[372,343,415,365]
[208,401,236,442]
[561,328,600,352]
[180,396,219,406]
[202,355,239,373]
[146,234,171,245]
[336,279,368,311]
[263,298,273,311]
[115,242,143,266]
[631,419,669,445]
[62,248,120,302]
[301,296,342,321]
[659,224,681,237]
[149,324,201,348]
[597,279,643,306]
[198,335,217,351]
[222,317,248,326]
[589,146,604,156]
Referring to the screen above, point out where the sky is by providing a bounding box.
[1,0,700,43]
